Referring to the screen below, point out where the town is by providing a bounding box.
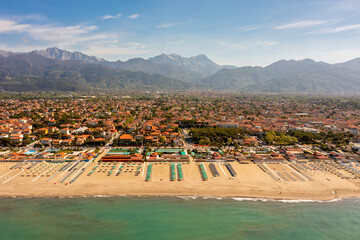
[0,92,359,199]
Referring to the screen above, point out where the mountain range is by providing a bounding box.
[0,47,360,94]
[34,47,234,82]
[0,52,186,91]
[201,59,360,94]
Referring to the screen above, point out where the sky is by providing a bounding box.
[0,0,360,66]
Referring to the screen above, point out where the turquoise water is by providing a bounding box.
[0,196,359,240]
[24,150,37,155]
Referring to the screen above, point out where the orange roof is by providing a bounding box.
[120,134,133,140]
[94,138,105,141]
[244,138,257,142]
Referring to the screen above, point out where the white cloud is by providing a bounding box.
[99,13,122,20]
[55,34,118,49]
[0,17,130,52]
[30,25,98,42]
[127,14,140,19]
[238,25,262,31]
[124,42,145,48]
[274,20,329,29]
[0,18,98,39]
[156,23,176,28]
[255,41,278,47]
[0,19,29,32]
[334,24,360,32]
[308,23,360,34]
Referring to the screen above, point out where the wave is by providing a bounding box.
[177,196,199,200]
[68,194,345,203]
[232,197,343,203]
[177,196,223,201]
[176,195,346,203]
[1,194,358,203]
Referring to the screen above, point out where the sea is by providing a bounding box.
[0,196,359,240]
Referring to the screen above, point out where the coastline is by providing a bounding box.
[1,184,359,201]
[0,193,356,203]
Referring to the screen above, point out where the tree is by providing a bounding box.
[199,137,211,145]
[190,127,240,146]
[0,138,11,147]
[264,131,297,145]
[264,131,275,144]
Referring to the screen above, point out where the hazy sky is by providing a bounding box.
[0,0,360,66]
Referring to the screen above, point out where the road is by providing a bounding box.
[182,129,194,149]
[25,140,38,149]
[106,132,120,147]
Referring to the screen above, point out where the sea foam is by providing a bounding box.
[232,197,343,203]
[177,195,344,203]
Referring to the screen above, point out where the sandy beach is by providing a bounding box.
[1,157,360,201]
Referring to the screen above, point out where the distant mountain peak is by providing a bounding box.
[192,54,208,59]
[190,54,216,65]
[49,46,60,50]
[34,47,105,63]
[272,58,322,65]
[0,49,20,57]
[335,57,360,72]
[148,53,222,75]
[301,58,315,62]
[164,53,181,60]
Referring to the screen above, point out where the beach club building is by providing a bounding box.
[100,149,143,162]
[144,148,190,162]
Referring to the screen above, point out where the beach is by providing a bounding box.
[1,158,360,201]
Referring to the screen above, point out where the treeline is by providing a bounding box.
[190,127,241,146]
[180,119,208,128]
[263,130,355,146]
[264,131,298,145]
[288,130,354,146]
[0,136,32,147]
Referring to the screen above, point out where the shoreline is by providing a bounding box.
[0,190,359,202]
[0,193,356,203]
